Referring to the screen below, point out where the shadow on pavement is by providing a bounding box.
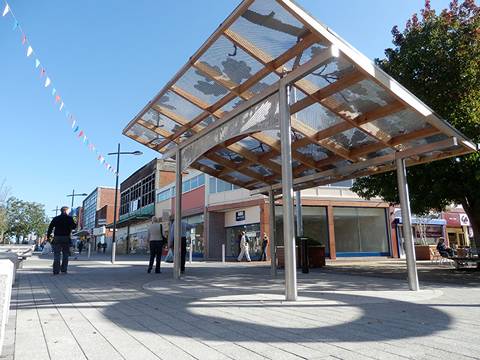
[13,259,457,345]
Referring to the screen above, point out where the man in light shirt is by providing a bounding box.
[237,231,251,262]
[147,216,166,273]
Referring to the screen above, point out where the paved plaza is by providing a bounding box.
[2,255,480,360]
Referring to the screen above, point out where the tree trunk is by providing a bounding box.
[461,198,480,249]
[461,198,480,269]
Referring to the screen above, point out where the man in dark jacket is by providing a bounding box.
[47,206,77,274]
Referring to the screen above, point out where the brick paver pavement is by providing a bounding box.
[2,255,479,360]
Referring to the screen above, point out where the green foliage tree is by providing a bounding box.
[0,180,11,243]
[351,0,480,247]
[5,197,49,242]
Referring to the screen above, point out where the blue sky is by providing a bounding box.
[0,0,450,218]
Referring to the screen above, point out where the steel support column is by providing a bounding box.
[279,80,297,301]
[174,150,182,280]
[395,158,419,291]
[268,190,277,277]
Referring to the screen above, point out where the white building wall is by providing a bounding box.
[224,206,261,227]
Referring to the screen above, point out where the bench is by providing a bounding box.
[450,256,480,269]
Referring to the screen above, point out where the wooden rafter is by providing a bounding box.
[204,153,271,185]
[190,162,247,189]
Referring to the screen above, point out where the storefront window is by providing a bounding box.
[275,206,329,254]
[334,207,389,255]
[225,224,261,258]
[184,214,205,257]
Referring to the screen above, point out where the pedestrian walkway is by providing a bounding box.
[2,256,480,360]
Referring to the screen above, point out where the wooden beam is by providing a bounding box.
[290,70,366,114]
[137,119,175,140]
[350,126,440,158]
[190,162,248,189]
[204,153,271,185]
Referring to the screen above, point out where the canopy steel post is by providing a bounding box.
[279,80,297,301]
[268,190,277,277]
[174,149,182,280]
[395,157,419,291]
[295,190,303,237]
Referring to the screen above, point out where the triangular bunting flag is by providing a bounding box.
[78,130,84,137]
[44,77,51,87]
[40,68,45,77]
[35,59,40,68]
[2,4,9,17]
[21,34,26,44]
[26,46,33,57]
[59,102,64,111]
[55,95,61,103]
[73,125,79,133]
[12,20,18,30]
[52,88,56,96]
[71,120,76,129]
[83,136,87,143]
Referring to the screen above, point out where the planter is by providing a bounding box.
[414,245,432,260]
[276,245,326,268]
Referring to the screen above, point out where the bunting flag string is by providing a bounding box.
[1,1,117,175]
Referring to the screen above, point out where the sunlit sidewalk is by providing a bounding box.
[2,256,480,360]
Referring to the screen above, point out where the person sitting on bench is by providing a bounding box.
[436,238,454,258]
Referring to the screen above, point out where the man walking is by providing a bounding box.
[237,231,251,262]
[47,206,77,275]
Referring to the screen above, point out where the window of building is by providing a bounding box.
[275,205,329,254]
[156,174,206,203]
[209,177,238,194]
[333,207,389,255]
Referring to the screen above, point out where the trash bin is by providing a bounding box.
[297,236,309,273]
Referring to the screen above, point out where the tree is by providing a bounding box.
[4,197,49,242]
[0,180,11,243]
[351,0,480,247]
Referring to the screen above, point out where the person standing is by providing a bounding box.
[168,216,191,274]
[259,233,269,261]
[78,240,84,255]
[147,216,166,273]
[47,206,77,275]
[237,231,251,262]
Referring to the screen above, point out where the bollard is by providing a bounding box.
[222,244,225,264]
[87,242,91,259]
[300,237,309,274]
[189,240,193,264]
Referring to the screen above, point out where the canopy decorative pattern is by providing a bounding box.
[124,0,477,193]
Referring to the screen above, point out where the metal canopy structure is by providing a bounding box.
[123,0,477,300]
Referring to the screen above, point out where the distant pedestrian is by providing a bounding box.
[237,231,251,262]
[78,240,84,255]
[97,241,102,253]
[147,216,166,273]
[102,242,107,254]
[47,206,77,275]
[259,233,269,261]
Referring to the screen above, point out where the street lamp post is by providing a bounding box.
[66,190,87,210]
[108,143,142,264]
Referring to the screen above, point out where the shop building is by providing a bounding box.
[80,187,118,247]
[155,172,396,261]
[115,158,175,254]
[442,207,473,247]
